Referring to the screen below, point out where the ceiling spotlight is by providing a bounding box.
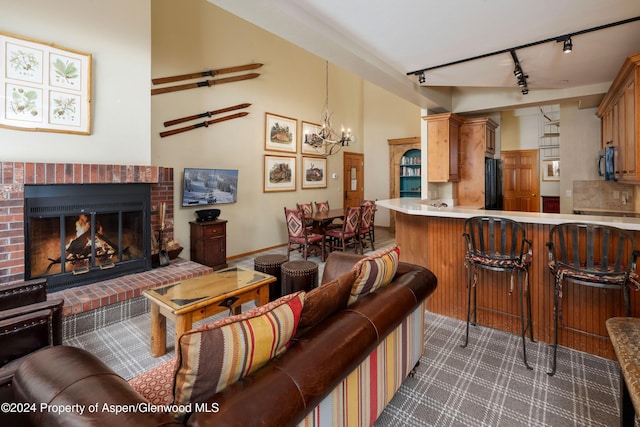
[418,72,426,84]
[563,37,573,53]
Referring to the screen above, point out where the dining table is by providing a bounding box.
[309,208,344,234]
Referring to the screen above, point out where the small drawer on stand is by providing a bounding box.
[201,224,224,238]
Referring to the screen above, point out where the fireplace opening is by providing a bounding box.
[24,184,152,292]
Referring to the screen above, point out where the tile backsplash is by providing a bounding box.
[573,180,636,213]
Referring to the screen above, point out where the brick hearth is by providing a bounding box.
[50,258,213,317]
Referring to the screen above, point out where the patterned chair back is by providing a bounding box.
[285,208,305,238]
[315,201,330,213]
[360,203,374,229]
[296,202,313,217]
[344,207,360,234]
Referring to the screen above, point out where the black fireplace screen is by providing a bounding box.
[25,184,152,292]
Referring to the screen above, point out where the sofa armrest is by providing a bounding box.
[13,346,180,427]
[0,278,47,310]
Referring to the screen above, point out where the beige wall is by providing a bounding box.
[363,82,421,227]
[0,0,151,164]
[151,0,418,257]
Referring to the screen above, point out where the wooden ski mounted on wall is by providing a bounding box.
[151,63,262,95]
[159,111,249,138]
[160,103,251,138]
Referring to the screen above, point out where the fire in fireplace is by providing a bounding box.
[24,184,152,292]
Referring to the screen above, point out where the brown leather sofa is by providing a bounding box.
[9,252,437,427]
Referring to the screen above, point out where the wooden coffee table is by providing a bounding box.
[143,266,275,357]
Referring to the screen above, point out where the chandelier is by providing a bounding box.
[303,61,355,156]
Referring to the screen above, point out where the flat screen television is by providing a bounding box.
[182,168,238,207]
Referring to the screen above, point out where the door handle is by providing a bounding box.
[532,194,536,197]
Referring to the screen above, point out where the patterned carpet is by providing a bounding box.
[65,228,623,426]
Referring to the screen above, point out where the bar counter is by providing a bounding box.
[377,198,640,360]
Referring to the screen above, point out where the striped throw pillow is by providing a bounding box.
[348,246,400,305]
[172,291,305,407]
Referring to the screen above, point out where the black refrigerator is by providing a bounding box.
[485,158,503,210]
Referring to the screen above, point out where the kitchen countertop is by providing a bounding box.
[376,198,640,231]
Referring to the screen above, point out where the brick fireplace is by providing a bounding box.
[0,161,174,284]
[0,162,212,317]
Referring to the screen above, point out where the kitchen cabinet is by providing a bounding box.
[388,136,421,232]
[457,118,499,207]
[190,219,227,270]
[597,52,640,182]
[423,112,465,182]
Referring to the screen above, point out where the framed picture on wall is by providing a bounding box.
[302,156,327,189]
[0,31,92,134]
[265,112,297,153]
[301,121,326,155]
[542,159,560,181]
[264,155,296,192]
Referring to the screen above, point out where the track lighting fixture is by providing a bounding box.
[407,16,640,95]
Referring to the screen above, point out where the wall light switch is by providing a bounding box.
[565,189,572,197]
[613,190,620,199]
[332,173,338,179]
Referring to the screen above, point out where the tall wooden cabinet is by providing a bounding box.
[423,112,465,183]
[388,137,421,232]
[190,219,228,270]
[457,118,499,207]
[597,51,640,182]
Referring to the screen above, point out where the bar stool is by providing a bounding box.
[546,223,640,376]
[462,216,534,369]
[281,260,318,294]
[254,254,288,301]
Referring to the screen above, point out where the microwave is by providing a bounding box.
[598,145,618,181]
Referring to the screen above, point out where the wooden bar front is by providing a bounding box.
[395,212,638,359]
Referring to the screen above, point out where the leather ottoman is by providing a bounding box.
[281,260,318,295]
[254,254,289,301]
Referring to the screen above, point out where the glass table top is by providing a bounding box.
[143,266,275,311]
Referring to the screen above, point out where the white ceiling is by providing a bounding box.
[208,0,640,112]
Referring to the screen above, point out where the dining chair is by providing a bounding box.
[284,208,325,261]
[462,216,534,370]
[314,201,330,213]
[296,202,314,229]
[361,199,377,242]
[315,201,341,230]
[324,206,361,254]
[358,203,375,251]
[546,222,640,376]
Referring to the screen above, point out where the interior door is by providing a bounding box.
[501,149,540,212]
[343,152,364,208]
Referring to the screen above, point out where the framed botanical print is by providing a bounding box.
[301,121,326,155]
[0,31,92,134]
[264,155,296,192]
[302,156,327,189]
[265,112,297,153]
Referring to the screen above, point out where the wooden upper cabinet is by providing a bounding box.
[597,51,640,182]
[423,112,465,182]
